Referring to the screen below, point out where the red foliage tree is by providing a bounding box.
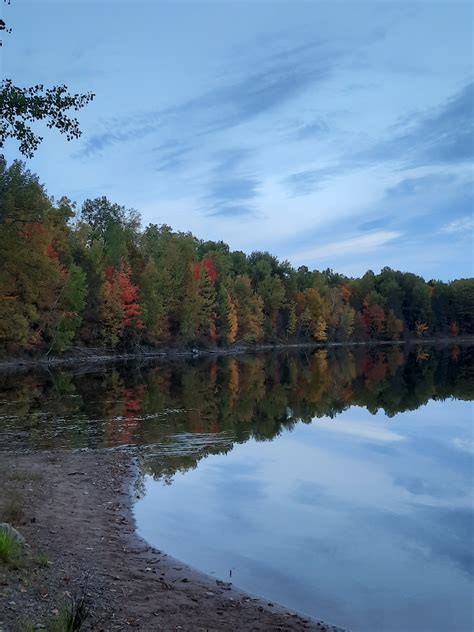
[449,321,460,337]
[115,265,143,329]
[102,264,143,346]
[363,301,386,337]
[202,257,217,284]
[192,258,217,284]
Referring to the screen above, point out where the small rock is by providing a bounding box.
[0,524,25,545]
[216,579,232,588]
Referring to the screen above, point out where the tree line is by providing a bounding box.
[0,158,473,355]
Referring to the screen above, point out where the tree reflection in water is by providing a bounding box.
[0,345,472,483]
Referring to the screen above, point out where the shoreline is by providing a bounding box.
[0,336,471,373]
[0,448,344,631]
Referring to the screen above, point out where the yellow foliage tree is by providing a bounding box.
[415,321,429,338]
[303,288,329,342]
[227,295,238,344]
[312,317,328,342]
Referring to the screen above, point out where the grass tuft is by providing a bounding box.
[9,469,43,483]
[48,594,90,632]
[35,552,51,568]
[15,622,36,632]
[15,621,37,632]
[0,528,22,563]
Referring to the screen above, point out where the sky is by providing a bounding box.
[1,0,473,281]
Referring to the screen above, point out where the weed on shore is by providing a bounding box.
[35,552,51,568]
[15,593,90,632]
[0,529,22,563]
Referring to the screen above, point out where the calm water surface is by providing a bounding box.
[0,345,472,631]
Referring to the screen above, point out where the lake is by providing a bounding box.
[0,344,472,631]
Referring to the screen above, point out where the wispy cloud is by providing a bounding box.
[385,173,457,199]
[152,139,193,172]
[293,118,329,141]
[362,82,474,169]
[358,217,392,231]
[440,215,474,235]
[313,418,405,443]
[452,437,474,454]
[77,41,344,159]
[209,176,259,203]
[208,204,256,218]
[202,148,260,219]
[289,230,401,264]
[281,83,472,201]
[283,165,345,197]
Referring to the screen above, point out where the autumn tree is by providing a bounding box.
[286,302,297,338]
[326,287,355,341]
[303,288,328,342]
[415,321,429,338]
[386,309,404,340]
[449,321,460,337]
[0,160,67,351]
[232,275,264,342]
[100,264,143,348]
[362,292,386,338]
[217,286,238,345]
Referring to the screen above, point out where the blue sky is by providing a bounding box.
[2,0,473,280]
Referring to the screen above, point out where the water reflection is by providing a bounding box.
[0,344,473,630]
[136,400,473,632]
[0,345,472,458]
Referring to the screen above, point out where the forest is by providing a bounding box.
[0,158,473,356]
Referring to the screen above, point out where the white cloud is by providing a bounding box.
[452,437,474,454]
[311,418,405,443]
[288,230,401,264]
[440,215,474,235]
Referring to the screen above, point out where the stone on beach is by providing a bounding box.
[0,523,26,545]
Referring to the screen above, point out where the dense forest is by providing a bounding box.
[0,158,473,356]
